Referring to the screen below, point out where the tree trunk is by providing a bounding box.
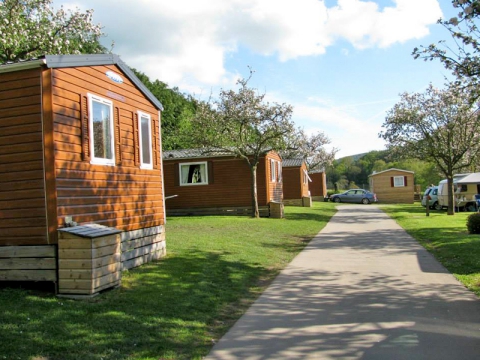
[249,165,260,218]
[447,175,455,215]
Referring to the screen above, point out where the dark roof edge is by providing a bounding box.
[0,54,163,111]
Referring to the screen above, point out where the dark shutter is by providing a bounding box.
[114,106,122,165]
[404,176,408,186]
[174,163,180,186]
[80,94,90,161]
[390,177,394,187]
[208,161,214,184]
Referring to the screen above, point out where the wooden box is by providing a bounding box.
[58,224,122,297]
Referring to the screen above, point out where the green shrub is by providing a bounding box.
[466,212,480,234]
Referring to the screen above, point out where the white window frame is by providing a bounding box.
[179,161,208,186]
[138,111,153,170]
[88,94,115,166]
[277,161,282,182]
[270,159,276,182]
[393,176,405,187]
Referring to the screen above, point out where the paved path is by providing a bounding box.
[206,205,480,359]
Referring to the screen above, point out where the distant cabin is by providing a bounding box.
[308,170,328,201]
[369,168,415,203]
[163,149,283,217]
[0,54,166,295]
[282,159,312,207]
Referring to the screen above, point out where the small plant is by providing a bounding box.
[466,213,480,234]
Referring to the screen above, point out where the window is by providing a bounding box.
[393,176,405,187]
[180,162,208,186]
[270,159,276,182]
[88,94,115,166]
[138,111,153,169]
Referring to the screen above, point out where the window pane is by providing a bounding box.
[92,101,113,160]
[180,163,207,185]
[140,115,151,165]
[394,176,404,187]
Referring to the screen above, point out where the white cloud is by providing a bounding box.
[60,0,442,87]
[326,0,443,49]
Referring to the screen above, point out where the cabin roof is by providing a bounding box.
[163,149,233,160]
[369,168,414,177]
[163,148,281,160]
[0,54,163,111]
[282,159,304,167]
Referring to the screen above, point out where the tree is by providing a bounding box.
[132,69,198,150]
[282,129,338,172]
[187,71,295,218]
[380,83,480,215]
[413,1,480,95]
[0,0,107,63]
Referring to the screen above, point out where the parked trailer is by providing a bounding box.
[437,173,480,211]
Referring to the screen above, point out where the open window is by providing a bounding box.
[180,162,208,186]
[88,94,115,166]
[138,111,153,169]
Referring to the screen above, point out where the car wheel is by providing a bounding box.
[334,197,341,203]
[434,202,442,211]
[361,198,370,205]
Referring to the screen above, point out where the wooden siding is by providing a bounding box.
[0,245,57,281]
[309,172,327,198]
[164,157,262,208]
[370,170,414,204]
[0,68,48,246]
[283,162,309,200]
[266,152,283,203]
[164,154,275,210]
[50,66,165,237]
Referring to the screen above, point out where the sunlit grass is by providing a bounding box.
[381,203,480,296]
[0,202,336,360]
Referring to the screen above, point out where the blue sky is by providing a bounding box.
[60,0,458,158]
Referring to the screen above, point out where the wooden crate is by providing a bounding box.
[0,245,57,281]
[58,224,122,297]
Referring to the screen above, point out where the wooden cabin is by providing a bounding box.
[369,168,415,203]
[0,54,166,295]
[282,159,311,207]
[309,170,327,201]
[163,149,283,217]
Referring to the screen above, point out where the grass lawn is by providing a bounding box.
[0,202,336,360]
[381,203,480,297]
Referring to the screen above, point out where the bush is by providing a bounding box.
[466,213,480,234]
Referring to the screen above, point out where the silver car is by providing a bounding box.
[330,189,378,204]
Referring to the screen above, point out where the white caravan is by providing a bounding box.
[437,173,480,211]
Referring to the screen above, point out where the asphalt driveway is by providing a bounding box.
[206,205,480,359]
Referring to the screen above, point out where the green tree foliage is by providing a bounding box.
[327,150,443,193]
[0,0,107,63]
[380,83,480,214]
[186,71,295,218]
[132,69,198,150]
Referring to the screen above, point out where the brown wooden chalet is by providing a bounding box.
[163,149,284,217]
[0,54,166,295]
[282,159,312,207]
[309,169,328,201]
